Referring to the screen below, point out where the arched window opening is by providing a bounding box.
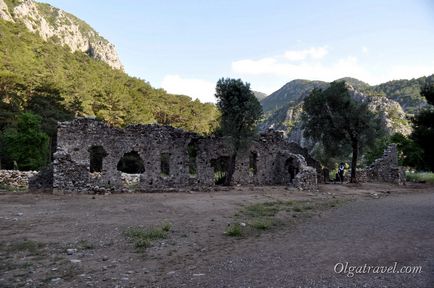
[117,151,145,174]
[249,151,258,176]
[88,145,107,173]
[211,156,230,185]
[160,153,170,176]
[188,140,198,176]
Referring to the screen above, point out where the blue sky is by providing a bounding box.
[45,0,434,103]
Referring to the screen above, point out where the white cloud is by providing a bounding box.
[232,55,373,83]
[388,64,434,81]
[232,50,434,85]
[161,75,216,103]
[362,46,369,54]
[283,46,328,61]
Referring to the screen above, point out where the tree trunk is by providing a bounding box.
[350,141,358,183]
[224,154,236,186]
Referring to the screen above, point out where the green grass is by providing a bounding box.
[225,199,345,237]
[124,222,172,251]
[224,224,243,237]
[406,171,434,184]
[1,240,45,255]
[249,218,273,230]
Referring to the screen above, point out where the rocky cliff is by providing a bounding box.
[260,79,413,149]
[0,0,123,69]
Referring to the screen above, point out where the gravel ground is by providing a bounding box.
[0,183,432,288]
[167,187,434,288]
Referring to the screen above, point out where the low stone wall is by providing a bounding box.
[0,170,38,189]
[293,166,318,191]
[359,144,406,185]
[355,169,368,183]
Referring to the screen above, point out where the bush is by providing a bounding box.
[124,222,172,251]
[406,171,434,184]
[224,224,243,237]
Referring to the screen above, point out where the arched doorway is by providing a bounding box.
[117,151,145,174]
[284,156,299,184]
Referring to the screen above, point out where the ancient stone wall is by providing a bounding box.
[366,144,405,185]
[0,170,37,189]
[33,118,319,194]
[287,142,323,182]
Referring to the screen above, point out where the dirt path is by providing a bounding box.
[0,183,433,287]
[166,187,434,288]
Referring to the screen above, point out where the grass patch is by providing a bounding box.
[406,171,434,184]
[226,199,345,237]
[0,183,27,193]
[243,201,283,217]
[225,224,243,237]
[250,218,273,230]
[124,222,172,251]
[3,240,45,255]
[77,240,94,250]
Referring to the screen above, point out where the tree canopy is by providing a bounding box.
[215,78,262,185]
[0,112,49,170]
[302,81,384,181]
[216,78,262,139]
[411,82,434,171]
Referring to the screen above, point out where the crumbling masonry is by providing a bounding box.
[30,118,319,193]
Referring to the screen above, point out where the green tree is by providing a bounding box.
[411,82,434,171]
[391,133,424,168]
[0,20,219,135]
[0,71,26,131]
[0,112,49,170]
[215,78,262,185]
[302,81,384,182]
[26,83,75,159]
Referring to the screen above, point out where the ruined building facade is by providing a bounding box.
[356,144,406,185]
[30,118,319,194]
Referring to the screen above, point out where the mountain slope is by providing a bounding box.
[373,76,433,113]
[259,77,426,148]
[261,79,328,113]
[0,18,219,134]
[253,90,268,101]
[0,0,122,69]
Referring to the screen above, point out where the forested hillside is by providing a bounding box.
[0,19,219,134]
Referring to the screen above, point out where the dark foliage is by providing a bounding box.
[411,83,434,171]
[302,81,385,182]
[215,78,263,185]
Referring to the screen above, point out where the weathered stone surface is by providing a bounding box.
[0,0,13,22]
[355,169,368,183]
[366,144,405,185]
[0,0,123,69]
[293,166,318,191]
[287,142,322,182]
[41,118,319,194]
[0,170,37,189]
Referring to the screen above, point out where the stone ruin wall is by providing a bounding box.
[365,144,406,185]
[7,121,407,192]
[0,170,37,189]
[33,118,319,194]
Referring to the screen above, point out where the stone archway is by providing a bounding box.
[284,156,300,184]
[117,151,145,174]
